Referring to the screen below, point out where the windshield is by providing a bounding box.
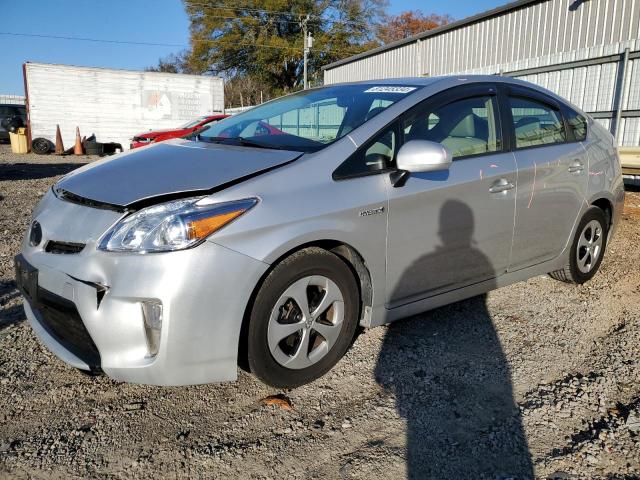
[180,116,210,129]
[199,84,421,152]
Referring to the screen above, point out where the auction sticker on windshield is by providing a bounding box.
[364,86,417,94]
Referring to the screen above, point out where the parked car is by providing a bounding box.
[16,77,624,388]
[0,104,27,142]
[130,114,229,149]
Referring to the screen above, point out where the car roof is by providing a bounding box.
[327,75,581,112]
[328,75,534,87]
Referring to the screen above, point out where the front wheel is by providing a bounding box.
[247,247,360,388]
[549,206,608,284]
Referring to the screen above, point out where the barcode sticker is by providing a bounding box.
[364,86,417,94]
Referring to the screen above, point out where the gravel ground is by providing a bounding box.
[1,144,639,479]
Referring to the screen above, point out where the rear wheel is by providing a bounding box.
[549,206,608,284]
[247,247,359,388]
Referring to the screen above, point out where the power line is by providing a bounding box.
[0,31,186,48]
[0,30,365,56]
[0,31,294,52]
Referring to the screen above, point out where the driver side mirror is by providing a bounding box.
[391,140,452,187]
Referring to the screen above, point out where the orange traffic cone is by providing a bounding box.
[74,127,84,155]
[54,125,65,155]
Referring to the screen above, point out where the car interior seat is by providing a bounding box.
[439,113,489,157]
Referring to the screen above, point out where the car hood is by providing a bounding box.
[55,139,302,208]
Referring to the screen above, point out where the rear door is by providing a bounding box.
[503,86,588,271]
[385,84,517,307]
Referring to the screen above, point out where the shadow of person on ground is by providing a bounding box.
[375,200,533,479]
[0,163,85,181]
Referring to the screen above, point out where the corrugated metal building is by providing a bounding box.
[322,0,640,147]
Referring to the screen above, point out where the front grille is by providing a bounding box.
[33,287,101,368]
[44,240,85,254]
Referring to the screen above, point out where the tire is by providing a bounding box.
[247,247,360,388]
[549,206,608,284]
[31,137,53,155]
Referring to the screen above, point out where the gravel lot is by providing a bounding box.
[1,144,639,479]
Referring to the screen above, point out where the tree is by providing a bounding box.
[145,53,186,73]
[378,10,452,44]
[148,3,454,107]
[181,0,386,95]
[224,75,269,108]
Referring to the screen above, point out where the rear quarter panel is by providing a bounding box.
[582,118,625,236]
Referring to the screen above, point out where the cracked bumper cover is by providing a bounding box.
[19,191,269,386]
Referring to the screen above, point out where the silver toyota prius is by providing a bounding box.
[15,76,624,388]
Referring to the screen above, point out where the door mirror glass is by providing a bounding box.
[396,140,452,173]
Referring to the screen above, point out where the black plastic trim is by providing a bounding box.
[54,187,126,213]
[34,287,102,368]
[44,240,85,254]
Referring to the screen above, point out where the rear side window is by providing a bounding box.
[565,109,587,141]
[403,95,501,159]
[509,97,566,148]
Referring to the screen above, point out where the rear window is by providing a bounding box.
[565,109,587,141]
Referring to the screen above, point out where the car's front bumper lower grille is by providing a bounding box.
[44,240,86,254]
[32,287,101,368]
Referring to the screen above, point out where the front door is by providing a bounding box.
[386,86,517,307]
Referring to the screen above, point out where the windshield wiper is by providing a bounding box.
[197,136,282,150]
[186,126,211,141]
[232,137,282,150]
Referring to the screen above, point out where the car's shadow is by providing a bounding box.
[0,163,86,181]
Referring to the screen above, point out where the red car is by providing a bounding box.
[130,114,230,149]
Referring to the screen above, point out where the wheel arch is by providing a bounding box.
[236,239,373,372]
[590,196,613,230]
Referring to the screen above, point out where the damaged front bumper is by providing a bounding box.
[17,189,269,386]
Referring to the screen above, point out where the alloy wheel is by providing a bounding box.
[576,219,603,274]
[267,275,344,370]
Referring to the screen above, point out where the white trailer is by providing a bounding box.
[23,62,224,150]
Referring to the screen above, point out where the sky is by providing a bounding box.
[0,0,504,95]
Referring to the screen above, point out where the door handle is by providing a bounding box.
[489,178,515,193]
[568,160,584,173]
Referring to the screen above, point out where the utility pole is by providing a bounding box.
[301,14,313,89]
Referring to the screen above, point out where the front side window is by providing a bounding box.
[404,96,501,159]
[334,125,397,179]
[199,84,420,152]
[509,97,566,148]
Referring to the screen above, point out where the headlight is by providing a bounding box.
[133,136,153,143]
[98,197,258,253]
